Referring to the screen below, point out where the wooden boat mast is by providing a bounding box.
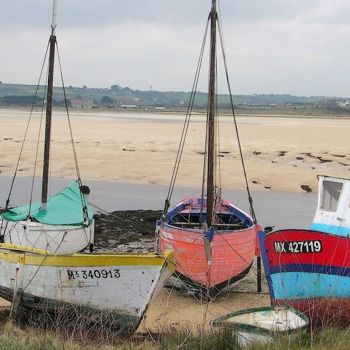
[41,0,57,209]
[206,0,217,227]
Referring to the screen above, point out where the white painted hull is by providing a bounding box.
[212,306,309,348]
[0,244,174,333]
[1,219,94,255]
[236,331,272,349]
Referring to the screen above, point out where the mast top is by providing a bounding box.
[51,0,57,35]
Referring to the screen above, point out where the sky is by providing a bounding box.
[1,0,350,97]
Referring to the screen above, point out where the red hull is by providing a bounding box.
[264,229,350,270]
[259,229,350,328]
[158,223,259,291]
[273,298,350,329]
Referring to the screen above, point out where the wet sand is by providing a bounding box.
[1,108,350,193]
[139,283,270,333]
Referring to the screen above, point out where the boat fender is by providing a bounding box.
[204,227,215,242]
[203,236,213,265]
[80,185,90,195]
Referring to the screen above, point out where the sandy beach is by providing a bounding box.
[0,107,349,333]
[139,286,270,333]
[1,108,350,193]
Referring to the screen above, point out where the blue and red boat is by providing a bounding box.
[259,175,350,327]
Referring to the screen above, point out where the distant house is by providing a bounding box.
[120,104,137,109]
[70,98,90,108]
[336,100,350,108]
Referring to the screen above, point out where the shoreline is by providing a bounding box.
[0,175,316,231]
[2,105,350,119]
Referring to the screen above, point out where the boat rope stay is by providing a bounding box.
[217,11,257,224]
[0,0,93,255]
[0,25,88,227]
[0,44,51,239]
[162,16,211,218]
[161,3,256,224]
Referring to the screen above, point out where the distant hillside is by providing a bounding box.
[0,82,349,114]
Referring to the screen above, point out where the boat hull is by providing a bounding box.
[1,220,94,255]
[157,223,258,293]
[259,229,350,327]
[0,244,174,333]
[212,306,309,348]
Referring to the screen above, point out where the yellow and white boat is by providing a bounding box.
[0,244,175,333]
[0,1,176,334]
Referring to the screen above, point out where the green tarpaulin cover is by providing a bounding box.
[1,181,93,226]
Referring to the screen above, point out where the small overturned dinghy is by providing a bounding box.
[212,306,309,348]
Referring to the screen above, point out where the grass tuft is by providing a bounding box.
[0,319,350,350]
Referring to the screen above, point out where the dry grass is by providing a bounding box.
[0,313,349,350]
[250,328,350,350]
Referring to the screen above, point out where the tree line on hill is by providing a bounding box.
[0,82,349,113]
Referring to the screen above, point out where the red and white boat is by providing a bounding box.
[156,0,262,296]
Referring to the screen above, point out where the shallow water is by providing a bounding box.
[0,176,316,230]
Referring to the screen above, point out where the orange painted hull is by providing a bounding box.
[158,223,259,290]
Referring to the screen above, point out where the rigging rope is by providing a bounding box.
[200,108,209,222]
[56,42,89,224]
[162,8,257,225]
[217,14,258,224]
[28,93,46,216]
[215,66,222,194]
[29,50,50,216]
[162,15,211,217]
[0,41,50,237]
[1,37,89,232]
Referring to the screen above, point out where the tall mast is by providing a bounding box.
[206,0,217,227]
[41,0,57,209]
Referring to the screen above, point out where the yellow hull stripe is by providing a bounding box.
[0,244,174,268]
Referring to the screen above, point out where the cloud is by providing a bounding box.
[1,0,350,96]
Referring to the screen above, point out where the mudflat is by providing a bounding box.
[0,108,349,193]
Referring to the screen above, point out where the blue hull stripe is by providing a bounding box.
[311,223,350,237]
[271,272,350,300]
[270,264,350,277]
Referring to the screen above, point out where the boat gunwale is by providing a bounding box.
[0,218,94,229]
[264,228,350,241]
[161,221,258,235]
[0,243,175,268]
[165,197,254,227]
